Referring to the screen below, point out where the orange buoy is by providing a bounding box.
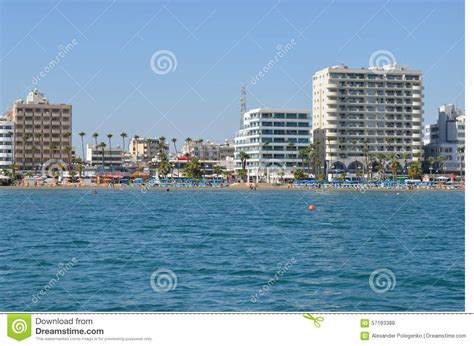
[309,204,315,211]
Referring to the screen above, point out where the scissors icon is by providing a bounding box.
[303,313,324,328]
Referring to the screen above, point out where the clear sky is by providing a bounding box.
[0,0,465,151]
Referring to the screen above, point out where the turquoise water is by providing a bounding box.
[0,189,464,311]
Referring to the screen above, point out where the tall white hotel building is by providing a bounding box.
[313,64,423,175]
[234,108,311,181]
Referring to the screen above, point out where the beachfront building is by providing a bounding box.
[312,64,423,176]
[179,139,235,172]
[219,140,235,160]
[5,89,72,172]
[234,108,311,181]
[423,104,465,174]
[86,144,123,169]
[129,137,169,165]
[0,116,14,171]
[181,139,220,161]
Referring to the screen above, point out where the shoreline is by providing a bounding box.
[0,183,464,192]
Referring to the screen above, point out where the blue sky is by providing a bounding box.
[0,0,465,151]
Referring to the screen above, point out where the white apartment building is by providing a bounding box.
[181,139,220,160]
[423,104,465,173]
[86,144,123,168]
[313,64,423,175]
[181,139,235,161]
[234,108,311,181]
[0,116,14,171]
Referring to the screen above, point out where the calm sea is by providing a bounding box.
[0,189,464,311]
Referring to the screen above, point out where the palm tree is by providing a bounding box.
[120,132,128,153]
[287,142,295,152]
[308,143,319,176]
[298,147,308,173]
[312,140,321,176]
[402,153,410,174]
[239,151,249,171]
[171,138,179,177]
[436,156,446,175]
[64,132,72,169]
[376,153,387,180]
[213,165,223,177]
[9,163,18,179]
[457,146,465,180]
[65,146,72,172]
[388,154,400,181]
[427,157,436,179]
[79,131,86,164]
[107,134,113,171]
[99,142,106,170]
[159,136,166,157]
[74,157,84,178]
[408,161,421,179]
[92,132,99,146]
[183,157,202,178]
[49,144,57,163]
[363,140,369,180]
[23,134,30,172]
